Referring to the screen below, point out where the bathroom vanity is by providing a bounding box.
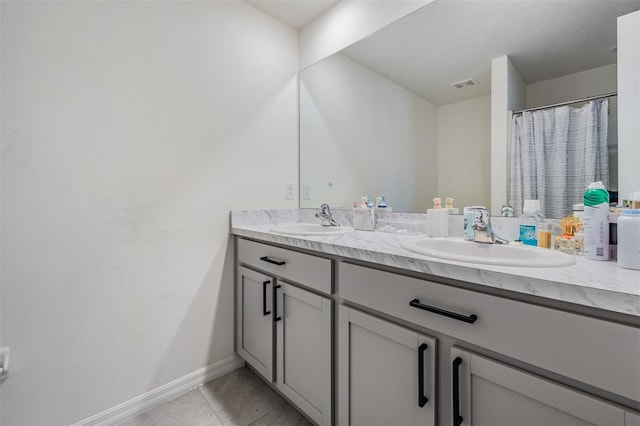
[235,237,333,425]
[231,209,640,426]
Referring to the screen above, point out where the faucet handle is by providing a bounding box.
[468,207,509,244]
[316,203,340,227]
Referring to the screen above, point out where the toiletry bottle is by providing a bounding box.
[631,191,640,209]
[427,198,448,237]
[520,200,544,246]
[463,206,474,240]
[583,181,610,261]
[537,223,552,249]
[617,209,640,270]
[445,197,459,215]
[572,204,584,222]
[463,206,485,241]
[570,204,585,254]
[609,211,619,261]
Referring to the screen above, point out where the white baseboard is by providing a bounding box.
[74,355,245,426]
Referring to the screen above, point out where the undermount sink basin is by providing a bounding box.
[401,237,575,267]
[271,223,354,236]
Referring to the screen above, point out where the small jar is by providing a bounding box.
[617,209,640,270]
[537,223,552,249]
[572,204,584,222]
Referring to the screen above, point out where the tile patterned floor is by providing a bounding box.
[122,366,313,426]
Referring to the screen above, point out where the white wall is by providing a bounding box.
[300,53,438,212]
[437,96,491,210]
[0,1,298,424]
[299,0,430,69]
[526,64,617,108]
[617,10,640,199]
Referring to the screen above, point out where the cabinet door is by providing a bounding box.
[627,411,640,426]
[338,305,437,426]
[236,266,274,381]
[276,282,332,426]
[450,347,626,426]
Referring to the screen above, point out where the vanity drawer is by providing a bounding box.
[339,262,640,402]
[237,238,332,295]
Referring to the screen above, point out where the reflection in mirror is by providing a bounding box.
[299,0,640,218]
[300,52,438,212]
[509,95,614,218]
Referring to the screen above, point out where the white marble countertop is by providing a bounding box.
[231,209,640,318]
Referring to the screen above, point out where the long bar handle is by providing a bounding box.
[418,343,429,407]
[273,284,282,322]
[453,357,463,426]
[262,280,271,316]
[260,256,286,266]
[409,299,478,324]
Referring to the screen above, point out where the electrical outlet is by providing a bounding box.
[285,181,295,200]
[303,183,311,200]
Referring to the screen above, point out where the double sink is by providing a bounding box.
[270,223,575,267]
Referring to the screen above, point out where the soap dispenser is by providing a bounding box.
[427,198,449,237]
[445,197,459,215]
[353,196,375,231]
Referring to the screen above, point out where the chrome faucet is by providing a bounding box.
[316,203,340,227]
[468,208,508,244]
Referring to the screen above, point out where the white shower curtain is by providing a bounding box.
[509,99,609,218]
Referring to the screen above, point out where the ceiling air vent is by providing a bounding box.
[450,78,478,89]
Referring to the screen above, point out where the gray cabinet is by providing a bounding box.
[236,266,274,381]
[276,282,332,426]
[338,261,640,426]
[235,238,333,425]
[339,262,640,403]
[236,238,640,426]
[338,305,437,426]
[450,347,628,426]
[627,411,640,425]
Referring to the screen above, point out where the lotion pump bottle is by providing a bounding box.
[444,197,459,214]
[427,198,448,237]
[445,197,453,209]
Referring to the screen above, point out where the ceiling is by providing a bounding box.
[340,0,640,105]
[245,0,339,29]
[250,0,640,105]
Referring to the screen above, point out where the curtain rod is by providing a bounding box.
[511,92,617,115]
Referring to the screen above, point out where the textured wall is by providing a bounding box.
[0,1,298,423]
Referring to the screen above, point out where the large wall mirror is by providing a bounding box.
[300,0,640,217]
